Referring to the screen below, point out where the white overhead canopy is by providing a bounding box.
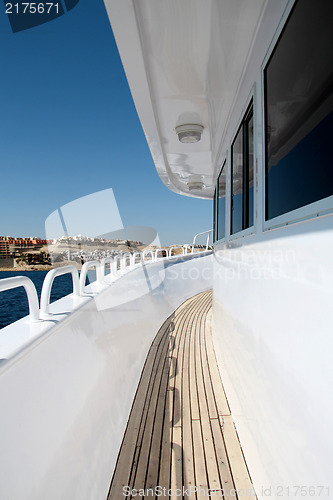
[104,0,268,199]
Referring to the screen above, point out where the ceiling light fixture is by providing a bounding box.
[187,181,204,191]
[175,124,204,143]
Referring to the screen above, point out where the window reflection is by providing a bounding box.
[231,130,243,234]
[231,103,254,234]
[265,0,333,220]
[217,162,226,240]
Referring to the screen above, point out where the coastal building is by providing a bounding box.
[0,238,10,259]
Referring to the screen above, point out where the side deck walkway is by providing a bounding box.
[108,290,255,499]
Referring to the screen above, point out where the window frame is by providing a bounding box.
[213,187,217,243]
[215,160,227,242]
[230,99,255,239]
[262,0,333,232]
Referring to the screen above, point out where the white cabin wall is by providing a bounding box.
[213,218,333,498]
[212,0,333,497]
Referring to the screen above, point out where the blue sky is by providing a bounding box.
[0,0,212,246]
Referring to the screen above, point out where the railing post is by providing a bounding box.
[100,256,114,283]
[155,248,168,260]
[79,260,102,295]
[143,250,154,262]
[0,276,39,322]
[113,255,121,276]
[133,251,143,267]
[191,229,213,252]
[169,245,185,257]
[40,266,80,317]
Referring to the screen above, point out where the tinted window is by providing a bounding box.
[248,114,254,227]
[231,103,254,234]
[217,162,226,240]
[265,0,333,220]
[213,188,217,242]
[231,129,243,234]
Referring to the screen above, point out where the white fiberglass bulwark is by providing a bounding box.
[0,254,212,500]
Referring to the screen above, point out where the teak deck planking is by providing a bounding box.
[108,290,256,499]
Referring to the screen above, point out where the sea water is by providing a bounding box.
[0,271,74,329]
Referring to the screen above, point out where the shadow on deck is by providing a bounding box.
[108,290,256,499]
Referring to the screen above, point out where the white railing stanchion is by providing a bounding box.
[133,251,143,267]
[79,260,102,295]
[40,266,80,317]
[0,276,39,322]
[121,252,132,272]
[143,249,155,262]
[169,245,185,257]
[113,254,122,276]
[100,256,114,283]
[191,229,213,252]
[155,248,169,260]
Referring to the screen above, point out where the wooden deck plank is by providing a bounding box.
[182,297,199,499]
[196,299,221,494]
[131,308,189,492]
[145,344,173,490]
[107,290,256,500]
[204,310,231,416]
[222,416,254,495]
[158,294,202,496]
[108,315,174,497]
[211,418,237,499]
[158,385,173,492]
[128,329,171,491]
[170,426,183,500]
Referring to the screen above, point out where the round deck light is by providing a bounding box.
[175,124,204,143]
[187,181,204,191]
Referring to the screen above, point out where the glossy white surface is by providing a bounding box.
[40,265,80,316]
[213,215,333,499]
[0,253,212,500]
[104,0,272,199]
[0,276,39,322]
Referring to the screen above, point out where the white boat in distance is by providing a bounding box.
[0,0,332,499]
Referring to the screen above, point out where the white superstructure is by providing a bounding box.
[0,1,332,499]
[105,0,333,497]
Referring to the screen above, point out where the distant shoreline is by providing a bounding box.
[0,267,52,272]
[0,261,81,273]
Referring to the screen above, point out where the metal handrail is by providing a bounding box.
[113,254,122,275]
[143,249,154,262]
[132,251,143,267]
[40,266,80,316]
[0,276,39,322]
[1,232,214,327]
[191,229,213,252]
[155,248,169,259]
[79,260,102,294]
[121,252,132,273]
[100,256,115,282]
[169,245,185,256]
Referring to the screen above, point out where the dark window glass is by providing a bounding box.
[213,188,217,242]
[248,115,254,227]
[231,130,243,234]
[265,0,333,220]
[231,103,254,234]
[217,162,226,240]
